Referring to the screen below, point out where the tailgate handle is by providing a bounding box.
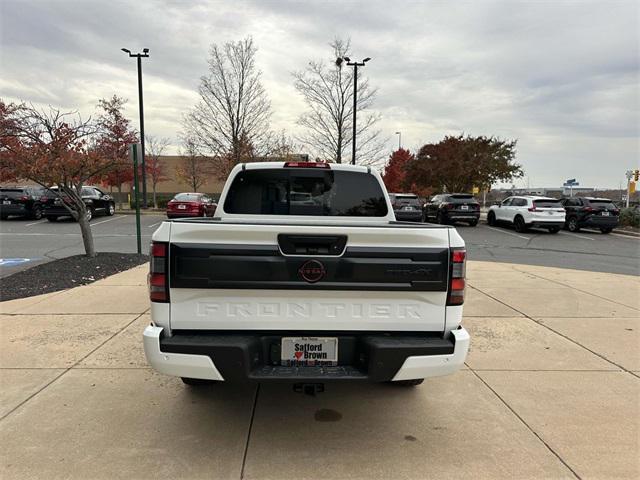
[278,234,347,256]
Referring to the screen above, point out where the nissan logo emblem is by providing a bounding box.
[298,260,326,283]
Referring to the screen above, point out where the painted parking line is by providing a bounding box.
[90,215,125,227]
[24,219,48,227]
[485,226,530,240]
[557,231,594,241]
[147,221,162,228]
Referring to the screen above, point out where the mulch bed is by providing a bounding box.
[0,252,148,302]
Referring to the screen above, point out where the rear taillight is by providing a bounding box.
[447,248,466,306]
[40,196,48,202]
[20,195,29,201]
[528,207,538,212]
[583,207,594,212]
[149,242,169,302]
[443,203,454,210]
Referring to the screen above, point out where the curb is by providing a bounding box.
[116,210,165,216]
[611,229,640,238]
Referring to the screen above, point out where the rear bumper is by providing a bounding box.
[43,206,73,217]
[143,326,469,383]
[393,211,422,222]
[0,204,28,215]
[166,211,202,218]
[530,220,565,228]
[444,212,480,221]
[580,216,618,228]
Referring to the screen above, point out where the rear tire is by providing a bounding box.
[514,216,527,233]
[392,379,424,387]
[0,214,7,220]
[31,206,43,220]
[468,219,478,227]
[600,227,612,234]
[436,212,447,225]
[181,377,217,386]
[567,216,580,232]
[47,216,58,222]
[548,226,560,234]
[106,203,115,216]
[487,211,496,226]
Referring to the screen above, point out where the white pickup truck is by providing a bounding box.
[143,161,469,392]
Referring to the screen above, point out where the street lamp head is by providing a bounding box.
[363,57,371,63]
[395,131,400,135]
[143,48,149,54]
[121,48,131,54]
[343,56,351,62]
[335,57,343,67]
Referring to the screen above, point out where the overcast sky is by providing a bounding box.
[1,0,638,188]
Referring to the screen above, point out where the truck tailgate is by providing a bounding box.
[168,221,450,332]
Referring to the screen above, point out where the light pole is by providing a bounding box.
[122,47,149,208]
[395,131,401,150]
[338,56,371,165]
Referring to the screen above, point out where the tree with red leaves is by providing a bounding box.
[382,148,414,192]
[0,100,112,256]
[404,134,522,193]
[94,96,138,208]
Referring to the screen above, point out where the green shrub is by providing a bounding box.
[618,207,640,228]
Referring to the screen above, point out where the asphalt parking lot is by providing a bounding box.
[1,214,638,277]
[1,261,638,479]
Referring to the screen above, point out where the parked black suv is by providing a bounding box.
[0,186,49,220]
[389,193,423,222]
[423,193,480,226]
[561,197,619,233]
[43,186,116,222]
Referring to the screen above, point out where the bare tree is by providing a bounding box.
[292,38,386,165]
[269,130,299,160]
[175,136,211,192]
[145,135,170,208]
[183,37,272,170]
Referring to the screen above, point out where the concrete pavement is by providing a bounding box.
[1,261,639,479]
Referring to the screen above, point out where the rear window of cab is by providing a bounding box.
[223,169,388,217]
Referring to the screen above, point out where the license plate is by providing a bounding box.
[403,206,413,211]
[281,337,338,366]
[2,200,10,205]
[602,211,610,216]
[177,204,187,209]
[548,211,554,215]
[460,205,468,210]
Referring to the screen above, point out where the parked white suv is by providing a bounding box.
[487,196,565,233]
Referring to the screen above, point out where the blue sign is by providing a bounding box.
[0,258,33,267]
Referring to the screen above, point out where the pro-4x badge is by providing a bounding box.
[298,260,326,283]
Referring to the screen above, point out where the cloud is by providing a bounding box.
[1,0,637,187]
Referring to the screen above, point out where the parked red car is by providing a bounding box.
[166,193,217,219]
